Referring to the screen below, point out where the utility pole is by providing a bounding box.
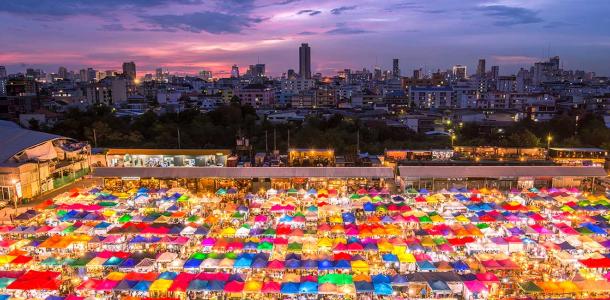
[177,128,181,149]
[265,130,268,153]
[356,128,360,155]
[273,128,277,152]
[287,129,290,150]
[93,129,98,148]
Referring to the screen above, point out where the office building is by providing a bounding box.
[231,65,240,78]
[452,65,467,80]
[122,61,136,80]
[299,43,311,79]
[0,66,6,79]
[392,58,400,78]
[476,59,486,77]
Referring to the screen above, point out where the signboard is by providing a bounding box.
[121,177,141,181]
[15,182,22,198]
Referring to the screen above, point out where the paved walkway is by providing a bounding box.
[0,177,102,224]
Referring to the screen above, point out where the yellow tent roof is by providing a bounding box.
[150,279,173,292]
[107,272,126,281]
[0,255,15,265]
[351,260,369,270]
[397,253,416,263]
[244,281,262,292]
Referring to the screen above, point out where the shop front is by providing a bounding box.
[398,165,606,191]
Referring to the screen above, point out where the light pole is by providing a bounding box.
[546,134,552,150]
[451,134,456,148]
[10,179,17,210]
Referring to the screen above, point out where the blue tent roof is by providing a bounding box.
[363,202,376,212]
[374,283,393,295]
[187,280,208,291]
[119,257,139,268]
[382,253,398,262]
[334,260,351,269]
[417,260,437,271]
[281,282,299,294]
[450,260,470,271]
[159,271,177,280]
[318,259,334,270]
[114,280,138,291]
[372,274,391,284]
[132,281,151,292]
[428,280,451,292]
[391,274,408,285]
[234,256,253,268]
[207,280,225,291]
[285,259,301,269]
[302,259,317,269]
[183,259,203,269]
[299,281,318,294]
[355,281,374,292]
[342,212,356,223]
[251,257,268,268]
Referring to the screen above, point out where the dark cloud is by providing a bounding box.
[0,0,202,18]
[297,9,322,16]
[297,31,317,35]
[99,24,127,31]
[325,24,371,35]
[330,5,357,15]
[477,5,543,26]
[139,12,263,34]
[384,1,421,12]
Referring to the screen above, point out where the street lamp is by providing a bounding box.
[546,134,552,150]
[451,134,456,148]
[10,179,17,210]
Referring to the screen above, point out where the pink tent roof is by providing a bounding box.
[261,281,281,293]
[465,280,488,293]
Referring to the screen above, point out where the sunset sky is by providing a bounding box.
[1,0,609,77]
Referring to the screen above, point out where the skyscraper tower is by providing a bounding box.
[231,65,240,78]
[299,43,311,79]
[476,59,486,77]
[122,61,136,80]
[392,58,400,78]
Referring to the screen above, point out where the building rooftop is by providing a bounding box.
[0,120,66,164]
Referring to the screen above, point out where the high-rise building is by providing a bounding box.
[413,68,422,79]
[249,64,266,77]
[392,59,400,78]
[287,69,297,80]
[476,59,486,77]
[87,68,96,82]
[299,43,311,79]
[58,66,68,79]
[373,67,382,81]
[79,69,87,82]
[452,65,467,80]
[199,70,213,81]
[0,66,6,79]
[490,66,499,79]
[231,65,240,78]
[122,61,136,80]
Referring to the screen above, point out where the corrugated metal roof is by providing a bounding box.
[0,121,66,163]
[92,167,395,179]
[398,166,607,178]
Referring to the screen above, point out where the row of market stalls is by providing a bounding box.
[1,183,610,299]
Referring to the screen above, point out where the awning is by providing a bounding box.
[399,166,606,178]
[92,166,395,179]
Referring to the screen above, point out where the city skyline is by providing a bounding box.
[1,0,609,77]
